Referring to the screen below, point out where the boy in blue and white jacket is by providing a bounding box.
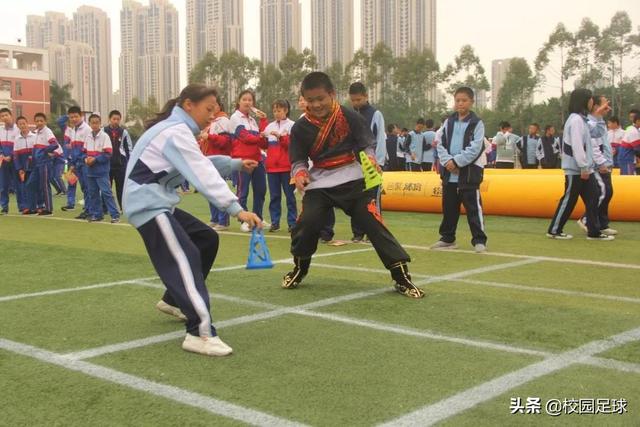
[432,87,488,252]
[13,116,36,214]
[31,112,59,214]
[84,114,120,223]
[62,106,92,218]
[124,85,261,357]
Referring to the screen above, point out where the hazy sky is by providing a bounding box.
[1,0,638,103]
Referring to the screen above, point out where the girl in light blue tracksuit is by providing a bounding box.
[123,84,262,357]
[547,89,612,240]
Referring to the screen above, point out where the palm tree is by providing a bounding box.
[50,81,76,116]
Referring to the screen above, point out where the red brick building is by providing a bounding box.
[0,44,50,123]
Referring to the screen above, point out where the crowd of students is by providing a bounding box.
[0,107,132,221]
[2,73,639,357]
[384,110,640,175]
[1,82,638,248]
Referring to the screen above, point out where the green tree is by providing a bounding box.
[389,48,441,126]
[442,45,490,95]
[345,49,371,84]
[126,96,160,140]
[189,50,259,110]
[50,81,76,116]
[256,63,283,111]
[566,18,602,88]
[496,58,538,133]
[600,11,636,115]
[368,43,395,105]
[278,48,318,105]
[324,61,350,104]
[535,23,574,100]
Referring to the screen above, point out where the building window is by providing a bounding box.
[16,105,23,117]
[15,81,22,96]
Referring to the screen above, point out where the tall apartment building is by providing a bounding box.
[361,0,436,57]
[491,58,513,109]
[260,0,302,65]
[186,0,244,76]
[119,0,180,116]
[72,6,112,116]
[310,0,354,70]
[26,7,111,115]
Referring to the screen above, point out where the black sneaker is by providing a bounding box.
[269,225,280,233]
[586,234,615,241]
[351,234,365,243]
[61,205,75,211]
[0,209,7,215]
[87,216,103,222]
[110,217,120,224]
[390,262,425,299]
[75,212,88,220]
[282,257,311,289]
[38,210,53,216]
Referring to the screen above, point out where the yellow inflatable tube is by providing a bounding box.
[381,172,640,221]
[484,168,620,175]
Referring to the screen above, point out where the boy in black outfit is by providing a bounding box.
[283,72,424,299]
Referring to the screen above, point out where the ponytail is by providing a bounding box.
[144,84,219,130]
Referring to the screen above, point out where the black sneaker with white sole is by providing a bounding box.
[390,262,425,299]
[282,257,311,289]
[546,233,573,240]
[586,234,615,241]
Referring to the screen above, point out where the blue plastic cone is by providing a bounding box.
[246,228,274,269]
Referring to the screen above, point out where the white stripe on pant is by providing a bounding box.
[155,214,212,337]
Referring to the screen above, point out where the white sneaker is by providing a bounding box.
[546,233,573,240]
[586,234,615,241]
[182,334,233,356]
[213,224,229,231]
[263,221,271,229]
[156,300,187,321]
[209,222,218,228]
[240,222,251,232]
[576,219,588,233]
[600,228,618,236]
[430,240,457,250]
[474,243,487,253]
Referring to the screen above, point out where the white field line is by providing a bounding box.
[403,244,640,270]
[0,247,374,304]
[0,277,157,303]
[0,338,307,427]
[63,259,535,361]
[378,326,640,427]
[414,259,540,285]
[311,263,640,305]
[583,356,640,375]
[9,213,640,270]
[294,310,552,358]
[453,277,640,305]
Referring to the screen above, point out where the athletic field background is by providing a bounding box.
[1,190,639,426]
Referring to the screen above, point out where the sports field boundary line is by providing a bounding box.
[63,259,538,360]
[403,244,640,270]
[0,247,374,304]
[310,263,640,305]
[0,338,307,427]
[7,213,640,270]
[377,326,640,426]
[0,277,158,303]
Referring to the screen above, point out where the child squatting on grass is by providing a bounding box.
[123,84,262,357]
